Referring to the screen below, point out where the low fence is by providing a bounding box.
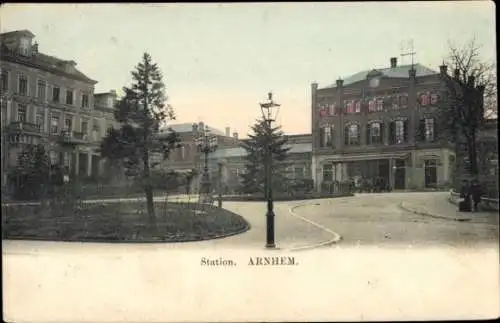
[449,190,499,212]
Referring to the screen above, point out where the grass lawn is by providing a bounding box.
[2,201,249,243]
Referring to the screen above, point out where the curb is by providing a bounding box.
[286,203,342,251]
[398,202,471,222]
[2,222,251,244]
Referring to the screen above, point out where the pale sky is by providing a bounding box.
[1,2,496,138]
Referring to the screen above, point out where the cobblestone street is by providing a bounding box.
[292,192,499,248]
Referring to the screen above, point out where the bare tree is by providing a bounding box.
[438,37,497,179]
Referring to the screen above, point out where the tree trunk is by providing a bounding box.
[468,131,479,177]
[142,148,156,228]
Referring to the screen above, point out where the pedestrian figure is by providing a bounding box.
[459,180,472,212]
[470,179,483,212]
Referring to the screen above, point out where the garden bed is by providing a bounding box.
[2,202,249,243]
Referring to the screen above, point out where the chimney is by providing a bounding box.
[31,42,38,56]
[232,131,238,139]
[390,57,397,68]
[225,127,230,137]
[336,78,343,88]
[439,64,448,76]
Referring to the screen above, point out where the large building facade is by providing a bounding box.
[0,30,119,190]
[311,57,455,192]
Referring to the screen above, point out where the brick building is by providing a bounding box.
[0,29,119,190]
[311,57,455,192]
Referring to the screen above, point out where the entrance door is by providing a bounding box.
[424,159,437,188]
[394,159,406,190]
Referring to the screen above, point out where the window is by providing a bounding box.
[319,124,334,148]
[394,120,405,144]
[49,150,58,165]
[430,93,439,105]
[66,90,74,105]
[64,117,73,132]
[51,115,60,134]
[376,99,384,111]
[399,94,408,108]
[19,37,30,56]
[328,103,337,116]
[18,74,28,96]
[52,86,60,102]
[81,119,88,135]
[323,164,333,182]
[346,124,360,146]
[81,94,89,108]
[36,111,44,131]
[346,101,355,114]
[37,80,46,100]
[17,104,27,122]
[419,92,430,106]
[355,101,361,113]
[424,118,434,141]
[368,99,376,112]
[107,124,114,134]
[1,71,8,92]
[63,152,71,167]
[1,98,6,127]
[319,104,329,117]
[369,122,382,144]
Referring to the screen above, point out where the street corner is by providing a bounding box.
[286,202,343,251]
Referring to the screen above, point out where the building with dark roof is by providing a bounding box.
[1,29,120,190]
[311,57,456,192]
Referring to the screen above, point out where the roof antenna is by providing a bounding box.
[400,39,416,69]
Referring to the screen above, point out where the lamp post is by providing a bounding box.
[260,91,281,249]
[193,122,218,204]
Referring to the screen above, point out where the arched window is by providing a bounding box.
[345,123,360,146]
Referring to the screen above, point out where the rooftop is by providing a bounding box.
[209,143,312,159]
[0,30,97,84]
[320,63,438,89]
[161,123,225,136]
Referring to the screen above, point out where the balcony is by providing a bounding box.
[57,130,88,145]
[5,121,43,136]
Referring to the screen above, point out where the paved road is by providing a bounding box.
[292,192,499,248]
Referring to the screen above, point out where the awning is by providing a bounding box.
[324,152,410,163]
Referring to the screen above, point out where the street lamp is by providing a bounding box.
[193,122,218,204]
[260,91,281,249]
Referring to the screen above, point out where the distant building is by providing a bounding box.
[311,57,455,192]
[157,122,313,193]
[0,29,120,191]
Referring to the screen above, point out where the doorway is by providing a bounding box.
[424,159,438,188]
[394,159,406,190]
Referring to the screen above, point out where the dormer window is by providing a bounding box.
[19,37,31,56]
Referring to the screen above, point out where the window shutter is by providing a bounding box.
[389,121,395,144]
[418,118,425,141]
[366,123,371,145]
[330,126,336,148]
[319,127,325,147]
[344,126,349,146]
[433,119,439,142]
[380,122,385,144]
[403,119,409,142]
[356,125,361,145]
